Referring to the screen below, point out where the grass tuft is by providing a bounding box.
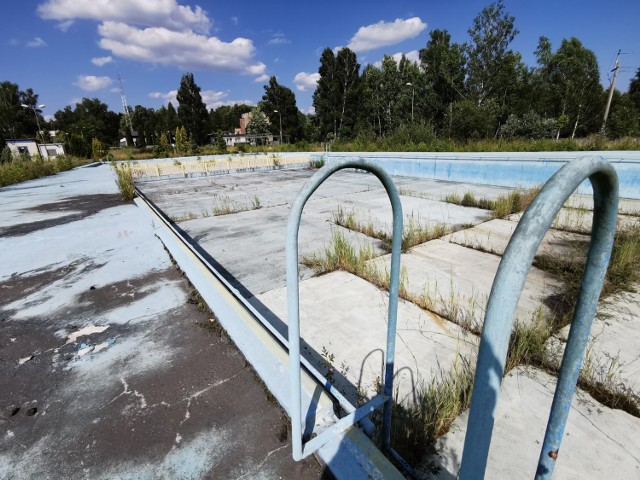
[111,161,136,201]
[443,187,540,219]
[332,206,448,252]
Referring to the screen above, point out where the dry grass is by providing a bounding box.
[443,187,540,219]
[111,162,136,201]
[332,206,448,252]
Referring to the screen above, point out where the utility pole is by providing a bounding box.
[601,50,621,135]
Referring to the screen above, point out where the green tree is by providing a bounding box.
[131,105,156,147]
[154,130,170,157]
[260,76,302,142]
[52,98,120,148]
[465,0,519,105]
[313,47,361,139]
[0,82,46,141]
[176,73,209,145]
[246,107,270,135]
[446,99,498,140]
[175,126,188,154]
[215,130,227,153]
[606,92,639,138]
[540,37,603,138]
[91,138,107,160]
[419,29,466,128]
[628,68,640,114]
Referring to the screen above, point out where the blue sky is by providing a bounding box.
[2,0,639,122]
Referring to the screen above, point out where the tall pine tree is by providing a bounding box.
[176,73,209,145]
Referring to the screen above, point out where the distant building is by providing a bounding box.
[238,112,251,135]
[5,139,65,159]
[219,133,274,147]
[212,111,277,146]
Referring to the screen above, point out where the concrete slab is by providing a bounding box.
[257,271,478,406]
[564,192,640,216]
[429,366,640,479]
[177,206,384,296]
[0,166,324,479]
[509,206,639,234]
[142,169,491,297]
[331,190,490,232]
[396,179,515,202]
[443,218,589,258]
[368,240,563,329]
[552,285,640,396]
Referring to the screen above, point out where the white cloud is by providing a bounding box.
[57,20,74,31]
[373,50,420,68]
[26,37,47,48]
[149,89,253,110]
[347,17,426,53]
[268,33,290,45]
[97,22,266,74]
[69,97,83,105]
[37,0,211,33]
[149,90,178,106]
[231,16,239,26]
[91,55,113,66]
[254,74,270,83]
[293,72,320,92]
[73,75,113,91]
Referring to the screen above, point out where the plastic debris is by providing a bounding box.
[18,355,34,365]
[66,325,109,345]
[92,342,109,354]
[77,345,94,357]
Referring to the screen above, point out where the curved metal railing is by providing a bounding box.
[286,158,403,460]
[459,156,619,479]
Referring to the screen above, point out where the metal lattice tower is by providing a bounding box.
[119,74,134,135]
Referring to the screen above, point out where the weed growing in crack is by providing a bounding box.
[302,230,377,276]
[442,187,540,219]
[377,357,474,466]
[111,162,136,201]
[332,206,448,252]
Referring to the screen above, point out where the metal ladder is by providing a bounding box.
[286,155,619,479]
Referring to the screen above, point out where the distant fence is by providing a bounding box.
[312,151,640,199]
[130,154,312,180]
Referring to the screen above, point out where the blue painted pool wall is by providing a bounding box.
[315,152,640,199]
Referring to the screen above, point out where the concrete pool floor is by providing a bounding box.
[2,160,639,479]
[141,165,640,478]
[0,165,325,479]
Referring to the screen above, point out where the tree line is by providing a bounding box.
[313,1,640,142]
[2,0,639,159]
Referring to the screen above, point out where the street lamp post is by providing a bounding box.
[21,103,47,159]
[405,83,414,124]
[273,109,282,145]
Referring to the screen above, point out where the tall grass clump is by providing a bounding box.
[302,230,376,276]
[442,187,540,219]
[383,358,474,466]
[0,155,90,187]
[111,162,136,201]
[333,206,448,252]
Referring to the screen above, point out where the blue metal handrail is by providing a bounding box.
[459,156,619,479]
[286,158,403,460]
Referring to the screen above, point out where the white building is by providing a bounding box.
[5,139,65,159]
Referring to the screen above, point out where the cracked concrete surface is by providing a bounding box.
[0,165,324,479]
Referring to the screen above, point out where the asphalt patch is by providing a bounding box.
[0,194,123,237]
